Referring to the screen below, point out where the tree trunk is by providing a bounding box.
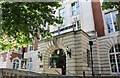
[22,47,25,59]
[21,47,26,69]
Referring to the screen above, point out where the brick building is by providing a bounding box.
[0,0,120,76]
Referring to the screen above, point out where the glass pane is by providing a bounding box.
[111,64,117,72]
[118,44,120,52]
[105,13,112,23]
[112,11,117,22]
[109,23,114,33]
[71,2,76,16]
[76,7,80,14]
[115,44,119,52]
[59,8,65,18]
[110,55,115,63]
[116,54,120,63]
[115,22,119,31]
[116,54,120,72]
[118,63,120,72]
[30,46,33,51]
[16,64,19,69]
[109,47,114,53]
[76,2,80,14]
[13,63,16,69]
[77,21,80,29]
[76,2,79,8]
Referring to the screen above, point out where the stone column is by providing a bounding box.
[64,33,76,75]
[92,38,101,76]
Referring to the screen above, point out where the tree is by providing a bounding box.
[0,2,63,52]
[102,1,120,13]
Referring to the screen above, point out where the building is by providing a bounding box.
[0,0,120,76]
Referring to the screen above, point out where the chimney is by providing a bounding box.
[91,0,105,37]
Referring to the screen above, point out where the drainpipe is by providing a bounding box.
[89,41,94,76]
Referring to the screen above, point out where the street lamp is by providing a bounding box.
[66,46,71,58]
[89,41,94,76]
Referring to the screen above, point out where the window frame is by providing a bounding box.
[59,7,65,18]
[105,11,118,33]
[71,1,80,16]
[28,45,34,52]
[27,57,33,71]
[109,44,120,74]
[12,59,19,70]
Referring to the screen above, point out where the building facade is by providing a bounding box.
[0,0,120,76]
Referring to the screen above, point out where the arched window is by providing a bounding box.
[109,44,120,74]
[27,58,33,71]
[13,59,19,69]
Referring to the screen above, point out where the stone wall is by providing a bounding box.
[91,38,101,76]
[38,29,92,76]
[97,31,120,76]
[0,68,120,78]
[0,68,43,77]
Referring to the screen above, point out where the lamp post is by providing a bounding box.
[66,46,71,58]
[89,41,94,76]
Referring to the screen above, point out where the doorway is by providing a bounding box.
[49,49,66,75]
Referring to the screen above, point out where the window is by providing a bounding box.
[72,20,81,30]
[29,45,34,51]
[13,59,19,69]
[105,11,118,33]
[59,8,65,18]
[109,44,120,74]
[16,46,21,52]
[76,20,81,29]
[87,49,90,67]
[27,58,33,71]
[71,1,80,16]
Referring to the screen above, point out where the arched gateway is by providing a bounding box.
[39,30,90,76]
[49,49,66,75]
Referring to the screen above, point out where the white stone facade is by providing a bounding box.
[0,30,120,76]
[0,0,120,76]
[50,0,95,36]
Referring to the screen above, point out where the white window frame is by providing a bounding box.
[109,44,120,74]
[28,45,34,52]
[12,58,20,70]
[71,1,80,16]
[59,7,65,18]
[105,11,118,33]
[28,41,34,52]
[27,57,33,71]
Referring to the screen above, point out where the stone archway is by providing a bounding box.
[49,49,66,75]
[42,37,67,75]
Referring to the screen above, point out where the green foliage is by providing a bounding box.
[0,2,63,52]
[102,1,120,13]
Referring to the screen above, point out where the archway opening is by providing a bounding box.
[49,49,66,75]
